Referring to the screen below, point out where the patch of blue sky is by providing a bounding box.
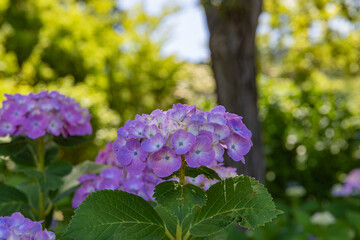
[118,0,210,63]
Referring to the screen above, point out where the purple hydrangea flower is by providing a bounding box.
[225,114,252,139]
[212,143,225,162]
[0,120,15,136]
[47,117,64,136]
[73,142,162,208]
[114,104,253,177]
[128,121,146,138]
[0,91,92,139]
[96,143,119,166]
[72,181,97,208]
[213,124,230,141]
[225,133,252,164]
[211,105,226,114]
[168,103,196,122]
[190,112,207,125]
[151,146,182,177]
[186,174,205,186]
[0,212,55,240]
[332,168,360,197]
[171,129,196,154]
[62,106,82,126]
[207,112,226,125]
[124,155,147,174]
[97,168,122,189]
[117,139,147,167]
[72,167,122,208]
[117,127,129,138]
[141,133,166,153]
[0,224,9,239]
[1,102,25,125]
[24,114,49,139]
[143,124,158,138]
[186,134,215,168]
[34,229,56,240]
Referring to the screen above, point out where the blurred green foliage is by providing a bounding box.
[259,75,360,199]
[258,0,360,81]
[256,0,360,199]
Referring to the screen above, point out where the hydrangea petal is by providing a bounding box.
[211,105,226,114]
[47,117,63,136]
[186,134,215,167]
[227,118,252,139]
[2,102,24,125]
[213,124,230,140]
[190,112,207,125]
[24,114,49,139]
[226,133,252,155]
[128,121,146,138]
[207,113,226,125]
[141,133,166,152]
[171,129,196,154]
[213,143,225,162]
[34,229,56,240]
[151,146,181,177]
[143,124,158,138]
[125,156,147,174]
[0,120,15,136]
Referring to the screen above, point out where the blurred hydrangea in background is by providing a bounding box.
[0,212,55,240]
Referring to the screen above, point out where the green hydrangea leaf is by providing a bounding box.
[0,137,36,166]
[65,190,165,240]
[19,162,71,192]
[190,175,282,237]
[153,181,206,223]
[46,161,72,177]
[154,205,177,237]
[0,184,30,216]
[44,145,59,164]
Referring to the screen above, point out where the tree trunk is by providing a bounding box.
[203,0,264,182]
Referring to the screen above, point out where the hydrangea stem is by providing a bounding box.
[179,155,186,186]
[165,229,175,240]
[176,156,186,240]
[36,137,46,223]
[176,222,182,240]
[37,137,45,172]
[183,231,191,240]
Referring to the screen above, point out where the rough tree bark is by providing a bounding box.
[203,0,264,182]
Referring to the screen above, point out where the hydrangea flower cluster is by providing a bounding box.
[0,91,92,139]
[72,166,160,208]
[72,143,161,208]
[0,212,55,240]
[332,168,360,197]
[114,104,252,177]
